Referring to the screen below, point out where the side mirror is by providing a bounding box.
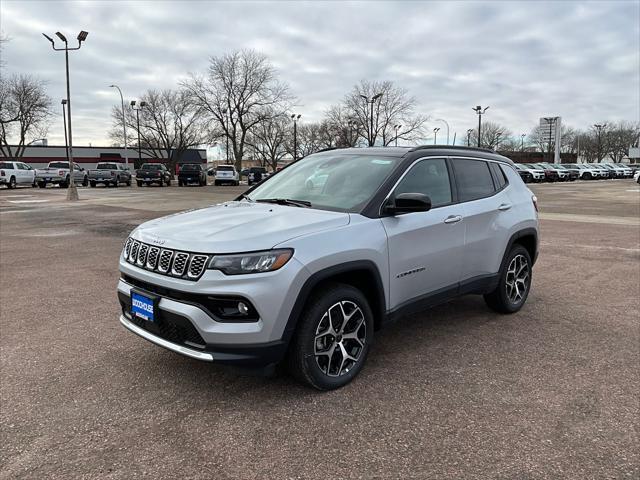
[384,193,431,215]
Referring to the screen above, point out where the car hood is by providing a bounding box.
[133,201,350,253]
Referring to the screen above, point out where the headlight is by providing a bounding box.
[207,249,293,275]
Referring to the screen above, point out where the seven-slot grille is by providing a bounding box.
[123,238,209,280]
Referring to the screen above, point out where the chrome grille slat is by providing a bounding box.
[123,237,208,280]
[136,244,149,266]
[187,255,208,278]
[146,246,160,270]
[171,252,189,276]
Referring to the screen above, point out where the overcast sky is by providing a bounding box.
[2,0,639,152]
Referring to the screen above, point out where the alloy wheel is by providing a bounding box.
[505,254,530,304]
[314,301,366,377]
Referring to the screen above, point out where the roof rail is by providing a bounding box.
[409,145,496,154]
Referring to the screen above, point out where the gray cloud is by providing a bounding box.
[2,0,638,147]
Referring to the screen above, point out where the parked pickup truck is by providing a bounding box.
[135,163,172,187]
[35,161,88,188]
[178,163,207,186]
[88,162,132,187]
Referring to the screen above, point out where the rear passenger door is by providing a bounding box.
[452,158,513,282]
[381,158,465,310]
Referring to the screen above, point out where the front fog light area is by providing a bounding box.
[208,249,293,275]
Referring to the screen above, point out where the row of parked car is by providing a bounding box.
[0,160,274,189]
[513,162,638,183]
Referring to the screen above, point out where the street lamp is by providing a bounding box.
[433,127,440,145]
[222,108,231,164]
[520,133,526,152]
[291,114,302,161]
[393,124,402,147]
[61,99,69,164]
[593,123,607,162]
[495,132,502,151]
[472,105,489,148]
[360,93,383,146]
[543,117,558,163]
[109,85,129,170]
[43,30,88,201]
[435,118,450,145]
[466,129,473,147]
[130,100,147,168]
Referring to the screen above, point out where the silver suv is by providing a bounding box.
[118,146,539,390]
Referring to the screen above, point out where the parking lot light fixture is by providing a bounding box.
[472,105,489,147]
[466,129,473,147]
[291,114,302,161]
[521,133,526,152]
[433,127,440,145]
[43,29,88,201]
[131,100,146,168]
[393,124,402,147]
[360,93,383,146]
[61,99,69,164]
[593,123,607,162]
[109,85,129,169]
[435,118,450,145]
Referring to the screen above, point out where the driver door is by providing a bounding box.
[380,158,465,310]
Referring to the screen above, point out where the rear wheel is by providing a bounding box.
[159,178,164,187]
[584,172,592,180]
[82,176,89,187]
[38,182,46,188]
[90,181,96,188]
[8,176,16,189]
[137,181,142,187]
[484,245,532,314]
[114,176,120,187]
[126,179,131,186]
[167,179,171,186]
[288,283,373,390]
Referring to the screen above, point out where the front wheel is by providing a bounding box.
[287,283,374,390]
[82,176,89,187]
[90,181,96,188]
[484,245,532,314]
[159,178,164,187]
[136,181,142,187]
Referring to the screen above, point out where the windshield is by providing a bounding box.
[247,153,401,212]
[97,163,118,170]
[181,164,200,171]
[141,164,162,170]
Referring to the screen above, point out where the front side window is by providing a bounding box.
[452,159,496,202]
[393,158,452,208]
[248,153,401,212]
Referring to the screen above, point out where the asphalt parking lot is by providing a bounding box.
[1,180,638,479]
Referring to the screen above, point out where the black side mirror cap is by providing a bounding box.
[384,193,432,215]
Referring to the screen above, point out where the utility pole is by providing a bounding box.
[109,85,129,170]
[222,108,230,164]
[43,30,89,201]
[466,129,473,147]
[433,127,440,145]
[393,124,402,147]
[520,133,526,152]
[472,105,489,148]
[291,114,301,161]
[360,93,383,146]
[543,117,558,163]
[131,100,146,168]
[61,99,69,164]
[435,118,450,145]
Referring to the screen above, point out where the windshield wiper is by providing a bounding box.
[255,198,312,208]
[239,193,254,202]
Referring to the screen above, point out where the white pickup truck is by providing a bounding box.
[35,161,88,188]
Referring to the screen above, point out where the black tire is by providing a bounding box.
[178,180,183,187]
[90,181,96,188]
[137,181,142,187]
[8,176,16,189]
[114,176,120,187]
[82,176,89,187]
[287,283,374,391]
[484,244,532,314]
[159,178,164,187]
[167,179,171,186]
[38,182,46,188]
[214,180,220,186]
[126,179,131,186]
[584,172,592,180]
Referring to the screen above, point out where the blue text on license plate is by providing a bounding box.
[131,292,154,321]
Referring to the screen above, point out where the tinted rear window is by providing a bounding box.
[0,162,13,169]
[452,159,495,202]
[97,163,118,170]
[181,164,201,171]
[216,166,234,171]
[141,164,162,170]
[49,162,69,168]
[490,163,508,189]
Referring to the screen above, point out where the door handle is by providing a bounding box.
[498,203,512,211]
[444,215,462,224]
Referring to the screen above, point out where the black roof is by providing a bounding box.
[313,145,514,165]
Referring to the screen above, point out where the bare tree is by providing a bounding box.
[183,49,293,170]
[246,113,289,171]
[342,80,428,146]
[0,74,53,159]
[110,88,211,170]
[470,121,512,150]
[606,121,640,162]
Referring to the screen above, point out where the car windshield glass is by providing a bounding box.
[247,153,401,212]
[49,162,69,168]
[141,164,161,170]
[97,163,118,170]
[217,166,234,171]
[181,164,200,171]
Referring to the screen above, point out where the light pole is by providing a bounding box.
[291,114,301,161]
[520,133,526,152]
[130,100,146,168]
[472,105,489,148]
[393,124,402,147]
[466,129,473,147]
[348,120,358,147]
[109,85,129,170]
[593,123,607,162]
[435,118,450,145]
[43,30,88,201]
[433,127,440,145]
[360,93,383,146]
[495,132,502,151]
[61,99,69,164]
[222,108,230,164]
